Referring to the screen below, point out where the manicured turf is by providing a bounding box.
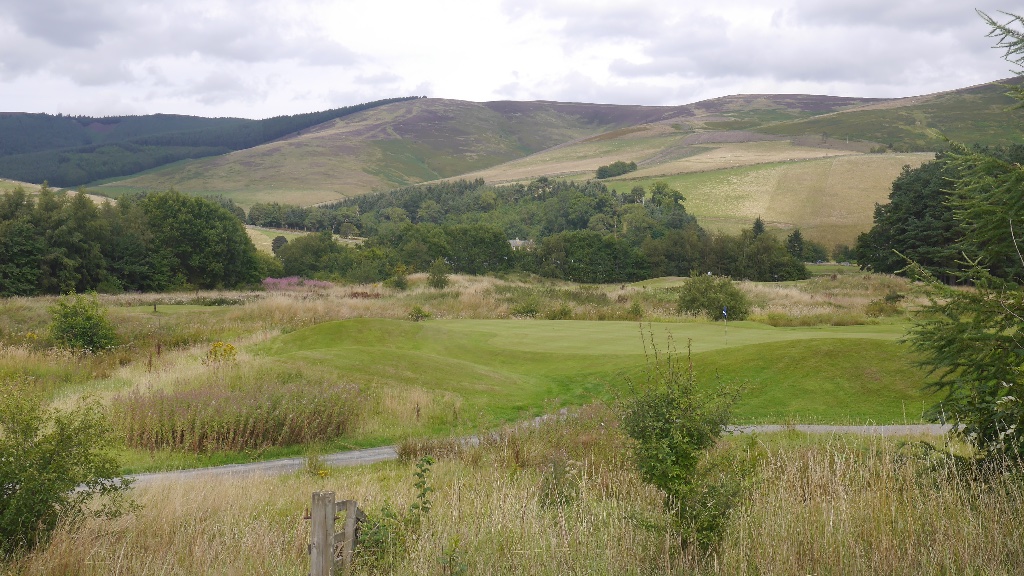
[258,318,934,426]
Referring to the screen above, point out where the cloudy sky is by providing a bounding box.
[1,0,1022,118]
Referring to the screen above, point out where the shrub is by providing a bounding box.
[204,341,238,364]
[677,275,750,320]
[596,160,638,179]
[409,306,432,322]
[357,456,436,572]
[48,292,118,353]
[543,304,573,320]
[865,299,901,317]
[619,335,743,549]
[0,388,131,557]
[427,258,451,289]
[509,297,539,317]
[385,265,409,291]
[271,235,288,254]
[255,251,285,279]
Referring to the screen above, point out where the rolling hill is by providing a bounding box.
[1,77,1010,247]
[92,94,880,206]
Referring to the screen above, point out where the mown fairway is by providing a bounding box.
[259,317,934,427]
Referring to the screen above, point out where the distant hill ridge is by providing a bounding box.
[4,78,1021,240]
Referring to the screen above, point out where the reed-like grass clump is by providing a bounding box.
[111,365,361,452]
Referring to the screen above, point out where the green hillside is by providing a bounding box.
[64,78,1024,248]
[760,79,1024,149]
[603,152,932,246]
[93,95,879,207]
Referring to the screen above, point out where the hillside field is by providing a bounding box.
[606,152,932,246]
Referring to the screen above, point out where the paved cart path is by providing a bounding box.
[127,424,951,486]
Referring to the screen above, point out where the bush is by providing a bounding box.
[408,306,431,322]
[0,388,131,557]
[48,292,118,353]
[596,160,638,179]
[356,456,436,573]
[385,265,409,291]
[543,304,573,320]
[427,258,450,290]
[677,275,750,320]
[619,336,743,549]
[255,251,285,279]
[204,341,238,364]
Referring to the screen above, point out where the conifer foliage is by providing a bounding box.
[908,10,1024,457]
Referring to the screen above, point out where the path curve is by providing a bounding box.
[127,424,951,487]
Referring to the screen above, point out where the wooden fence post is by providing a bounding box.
[336,500,367,574]
[310,491,336,576]
[309,492,367,576]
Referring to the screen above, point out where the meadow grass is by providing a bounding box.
[8,408,1023,575]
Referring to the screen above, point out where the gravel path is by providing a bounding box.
[127,424,951,486]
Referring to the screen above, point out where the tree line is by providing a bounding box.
[270,178,811,284]
[0,187,269,296]
[0,177,814,296]
[854,144,1024,284]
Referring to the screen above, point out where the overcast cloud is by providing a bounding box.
[0,0,1021,118]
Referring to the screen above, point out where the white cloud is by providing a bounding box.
[0,0,1020,117]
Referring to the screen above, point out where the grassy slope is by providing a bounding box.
[258,318,933,427]
[605,152,932,246]
[91,94,876,208]
[87,82,1014,248]
[245,225,309,254]
[92,99,683,207]
[460,133,929,247]
[761,79,1024,148]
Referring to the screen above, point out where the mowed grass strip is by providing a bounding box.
[258,318,933,427]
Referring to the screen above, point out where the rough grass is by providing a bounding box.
[111,360,362,452]
[9,409,1023,575]
[762,81,1024,149]
[0,178,43,193]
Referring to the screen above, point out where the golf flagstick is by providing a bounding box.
[723,305,728,345]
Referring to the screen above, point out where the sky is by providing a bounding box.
[1,0,1023,119]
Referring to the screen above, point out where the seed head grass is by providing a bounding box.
[9,410,1023,575]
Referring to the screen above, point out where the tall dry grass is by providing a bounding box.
[8,410,1024,575]
[744,271,924,325]
[713,437,1024,575]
